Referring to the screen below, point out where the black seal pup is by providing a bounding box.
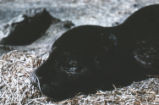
[33,4,159,101]
[33,25,146,101]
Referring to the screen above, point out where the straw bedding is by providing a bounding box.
[0,50,159,105]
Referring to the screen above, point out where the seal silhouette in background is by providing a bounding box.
[0,8,54,45]
[33,4,159,101]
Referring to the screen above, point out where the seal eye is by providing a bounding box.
[62,59,83,75]
[68,60,78,67]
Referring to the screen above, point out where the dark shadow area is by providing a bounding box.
[0,8,58,45]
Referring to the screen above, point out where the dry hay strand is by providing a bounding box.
[0,50,159,105]
[0,50,50,105]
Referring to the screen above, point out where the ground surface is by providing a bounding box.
[0,0,159,105]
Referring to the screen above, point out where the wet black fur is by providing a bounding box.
[34,4,159,101]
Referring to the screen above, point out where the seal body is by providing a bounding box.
[117,4,159,74]
[33,4,159,100]
[116,4,159,49]
[34,25,146,100]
